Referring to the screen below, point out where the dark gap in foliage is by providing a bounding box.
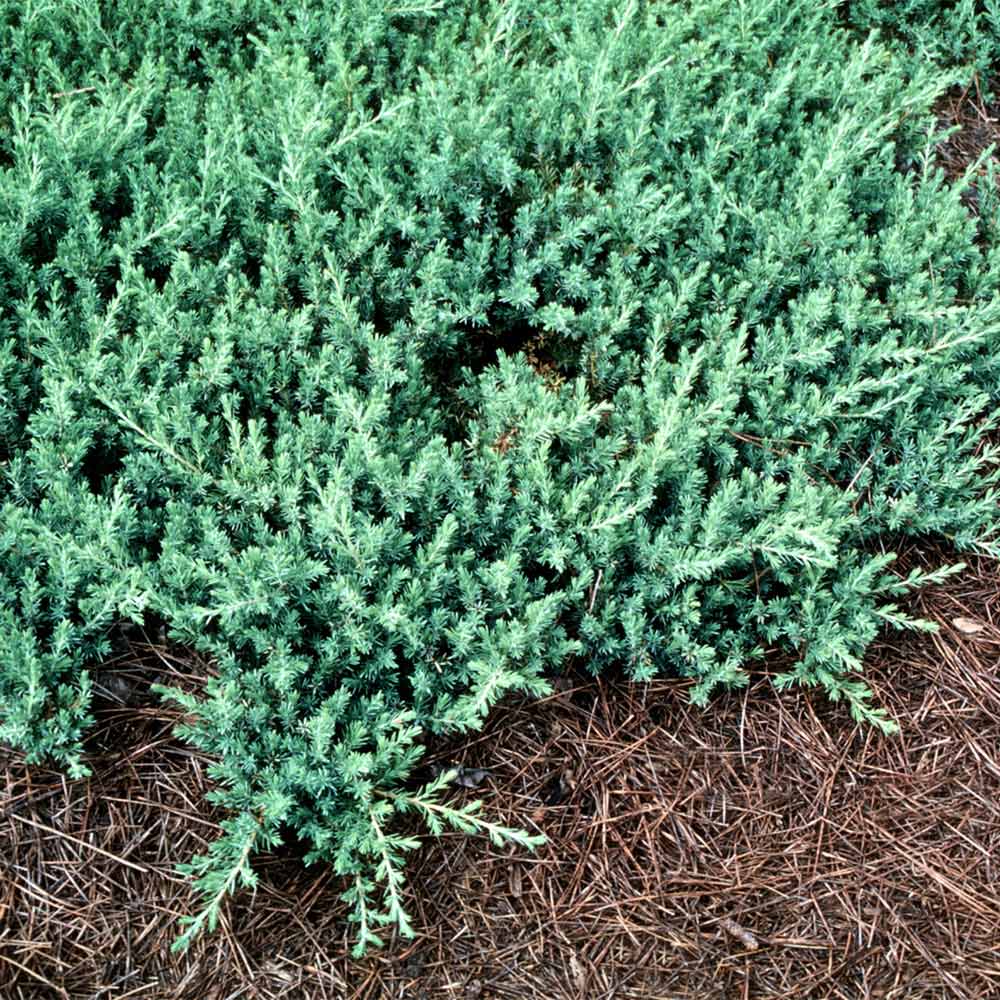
[81,435,126,496]
[105,257,125,298]
[96,185,135,236]
[282,272,309,312]
[492,320,563,379]
[183,47,211,89]
[243,252,263,290]
[136,252,172,293]
[20,222,66,273]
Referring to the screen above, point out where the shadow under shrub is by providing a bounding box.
[2,0,1000,952]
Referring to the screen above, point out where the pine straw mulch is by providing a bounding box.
[2,545,1000,1000]
[934,70,1000,211]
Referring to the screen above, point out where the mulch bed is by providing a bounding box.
[2,546,1000,1000]
[4,79,1000,1000]
[934,70,1000,212]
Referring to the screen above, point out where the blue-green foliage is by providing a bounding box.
[3,0,1000,948]
[843,0,1000,73]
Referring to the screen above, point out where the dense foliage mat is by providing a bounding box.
[2,0,1000,949]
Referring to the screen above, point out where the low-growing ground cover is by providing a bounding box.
[3,0,1000,952]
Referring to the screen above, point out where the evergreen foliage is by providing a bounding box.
[3,0,1000,948]
[842,0,1000,71]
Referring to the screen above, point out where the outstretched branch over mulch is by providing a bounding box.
[2,546,1000,999]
